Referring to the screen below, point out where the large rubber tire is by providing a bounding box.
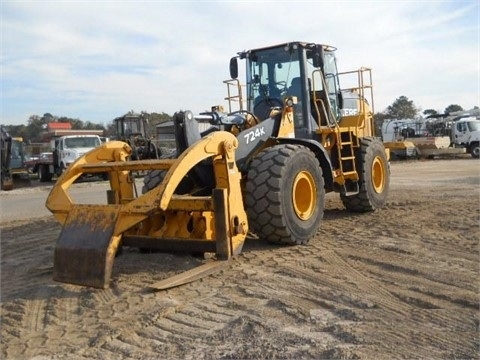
[469,142,479,158]
[142,169,194,195]
[245,144,325,245]
[39,164,52,182]
[341,137,389,212]
[142,169,165,194]
[56,163,65,177]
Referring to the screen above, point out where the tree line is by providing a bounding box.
[372,96,476,135]
[373,96,469,124]
[3,98,476,143]
[3,111,171,143]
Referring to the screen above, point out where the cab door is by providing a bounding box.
[454,122,468,144]
[322,51,342,121]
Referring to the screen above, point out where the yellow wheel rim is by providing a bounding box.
[292,171,316,220]
[371,156,386,193]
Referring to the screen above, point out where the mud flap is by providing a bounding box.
[53,205,121,289]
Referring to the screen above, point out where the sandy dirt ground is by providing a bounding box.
[1,157,479,359]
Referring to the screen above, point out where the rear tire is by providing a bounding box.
[470,142,479,158]
[39,164,52,182]
[341,137,389,212]
[56,163,65,177]
[245,144,325,245]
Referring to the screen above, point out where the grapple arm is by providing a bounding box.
[46,132,248,288]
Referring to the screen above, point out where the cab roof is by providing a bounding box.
[238,41,337,57]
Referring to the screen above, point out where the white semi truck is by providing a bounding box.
[450,116,480,158]
[35,135,103,182]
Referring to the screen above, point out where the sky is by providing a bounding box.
[1,0,479,126]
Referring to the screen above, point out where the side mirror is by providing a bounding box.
[312,45,324,69]
[229,57,238,79]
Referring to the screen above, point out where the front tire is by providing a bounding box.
[245,144,325,245]
[142,169,165,194]
[341,137,389,212]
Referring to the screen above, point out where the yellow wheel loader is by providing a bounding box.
[46,41,389,289]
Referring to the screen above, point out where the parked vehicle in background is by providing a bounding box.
[1,126,13,190]
[25,155,39,172]
[34,135,103,182]
[424,109,480,158]
[382,109,480,159]
[450,116,480,158]
[10,137,29,177]
[113,112,160,160]
[1,130,30,190]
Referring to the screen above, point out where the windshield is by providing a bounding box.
[64,137,101,148]
[247,46,301,107]
[245,44,341,127]
[11,140,23,159]
[124,117,144,136]
[467,120,480,132]
[247,45,308,125]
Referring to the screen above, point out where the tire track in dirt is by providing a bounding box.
[1,219,87,359]
[48,294,82,325]
[274,186,478,358]
[317,189,479,358]
[235,236,470,358]
[346,251,478,309]
[264,250,419,358]
[1,159,478,359]
[1,218,58,302]
[311,249,476,359]
[203,251,365,356]
[124,256,353,359]
[92,287,119,304]
[98,329,160,359]
[22,292,48,333]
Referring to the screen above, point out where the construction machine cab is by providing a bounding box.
[230,42,344,137]
[115,112,148,138]
[178,42,378,195]
[113,112,160,160]
[227,42,380,194]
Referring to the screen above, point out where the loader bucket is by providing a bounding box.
[46,133,248,288]
[53,205,121,288]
